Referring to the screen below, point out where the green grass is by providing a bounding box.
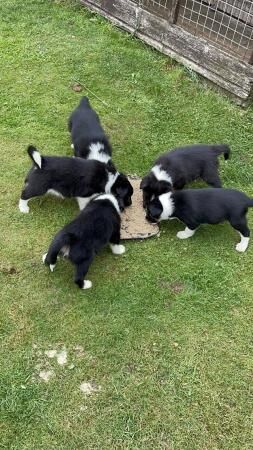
[1,0,253,448]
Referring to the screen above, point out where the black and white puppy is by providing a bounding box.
[19,146,133,213]
[146,188,253,252]
[140,144,230,208]
[68,96,112,162]
[43,193,125,289]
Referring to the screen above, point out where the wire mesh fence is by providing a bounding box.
[132,0,253,63]
[177,0,253,62]
[131,0,170,18]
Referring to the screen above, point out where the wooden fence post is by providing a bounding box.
[169,0,180,23]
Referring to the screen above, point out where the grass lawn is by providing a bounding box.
[1,0,253,448]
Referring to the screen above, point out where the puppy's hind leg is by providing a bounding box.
[202,166,222,188]
[43,234,69,272]
[19,183,48,213]
[74,256,93,289]
[229,217,250,252]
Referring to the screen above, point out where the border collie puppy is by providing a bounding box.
[68,96,112,163]
[146,188,253,252]
[42,193,125,289]
[18,146,133,213]
[140,144,230,208]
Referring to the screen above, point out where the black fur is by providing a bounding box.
[44,195,123,289]
[146,188,253,248]
[68,96,112,159]
[20,146,133,211]
[141,144,230,208]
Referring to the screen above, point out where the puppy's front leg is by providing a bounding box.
[42,253,56,272]
[110,244,126,255]
[236,233,250,253]
[74,257,93,289]
[177,226,196,239]
[19,198,30,213]
[110,227,125,255]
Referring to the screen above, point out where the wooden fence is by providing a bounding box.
[80,0,253,105]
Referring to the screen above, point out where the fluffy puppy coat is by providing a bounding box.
[68,96,112,162]
[140,144,230,208]
[146,188,253,252]
[43,194,125,289]
[19,146,133,213]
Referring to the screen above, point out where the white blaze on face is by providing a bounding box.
[105,172,119,194]
[159,192,175,220]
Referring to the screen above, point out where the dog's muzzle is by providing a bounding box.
[146,214,158,224]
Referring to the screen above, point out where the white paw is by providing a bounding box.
[71,143,74,149]
[42,253,55,271]
[177,231,190,239]
[19,206,29,213]
[236,243,247,253]
[110,244,126,255]
[19,203,29,213]
[83,280,92,289]
[42,253,48,263]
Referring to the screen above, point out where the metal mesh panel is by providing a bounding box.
[177,0,253,62]
[132,0,170,18]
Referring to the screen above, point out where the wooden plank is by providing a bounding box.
[80,0,253,104]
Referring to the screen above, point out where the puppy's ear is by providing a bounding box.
[157,180,172,195]
[140,176,149,190]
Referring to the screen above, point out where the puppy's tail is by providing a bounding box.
[27,145,43,169]
[80,96,90,107]
[214,144,231,160]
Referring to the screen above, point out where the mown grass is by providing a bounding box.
[1,1,253,449]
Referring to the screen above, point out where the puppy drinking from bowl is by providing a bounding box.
[19,145,133,213]
[146,188,253,252]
